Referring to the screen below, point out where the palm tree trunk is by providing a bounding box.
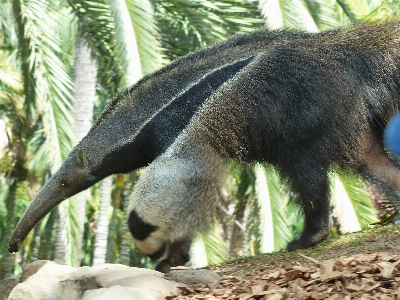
[39,209,57,260]
[54,207,67,263]
[105,207,118,263]
[71,35,97,247]
[54,35,97,265]
[229,195,249,258]
[119,181,133,266]
[229,165,254,258]
[30,221,42,261]
[92,176,112,265]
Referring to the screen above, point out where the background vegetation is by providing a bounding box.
[0,0,398,279]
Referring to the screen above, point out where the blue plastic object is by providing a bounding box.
[384,111,400,156]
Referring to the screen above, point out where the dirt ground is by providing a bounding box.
[168,225,400,299]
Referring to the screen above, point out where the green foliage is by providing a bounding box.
[129,248,157,268]
[13,1,75,173]
[303,0,342,30]
[154,0,263,59]
[0,155,12,174]
[0,2,18,48]
[286,199,305,240]
[38,210,58,260]
[259,0,318,31]
[0,181,9,251]
[127,0,165,74]
[69,0,123,95]
[56,199,80,267]
[82,181,101,266]
[336,170,378,229]
[263,165,292,252]
[227,163,255,257]
[202,223,227,265]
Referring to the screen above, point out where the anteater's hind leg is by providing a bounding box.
[357,131,400,205]
[287,163,331,251]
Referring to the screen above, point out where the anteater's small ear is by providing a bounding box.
[76,149,87,167]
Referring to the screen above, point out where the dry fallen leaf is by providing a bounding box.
[266,294,283,300]
[320,271,344,282]
[377,261,395,278]
[320,259,336,274]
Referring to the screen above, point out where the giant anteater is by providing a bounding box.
[9,20,400,272]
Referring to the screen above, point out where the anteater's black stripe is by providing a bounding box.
[106,56,255,173]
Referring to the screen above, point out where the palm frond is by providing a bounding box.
[12,1,76,267]
[359,2,394,21]
[258,0,284,30]
[12,0,36,122]
[21,3,74,172]
[202,223,227,265]
[127,0,165,74]
[57,199,80,267]
[0,2,18,50]
[335,171,378,229]
[349,0,376,16]
[255,164,291,253]
[335,0,388,21]
[189,235,208,268]
[330,173,362,234]
[259,0,318,31]
[0,51,22,93]
[191,226,227,268]
[0,3,21,95]
[336,0,358,21]
[53,9,78,69]
[211,0,263,34]
[383,0,400,17]
[109,0,142,87]
[154,0,262,59]
[69,0,122,95]
[303,0,341,30]
[254,164,275,253]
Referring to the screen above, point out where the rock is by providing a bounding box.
[20,260,48,282]
[0,277,20,300]
[7,261,183,300]
[82,285,163,300]
[104,274,183,294]
[6,260,217,299]
[94,267,162,287]
[169,269,222,285]
[8,261,88,300]
[72,264,147,281]
[54,277,98,296]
